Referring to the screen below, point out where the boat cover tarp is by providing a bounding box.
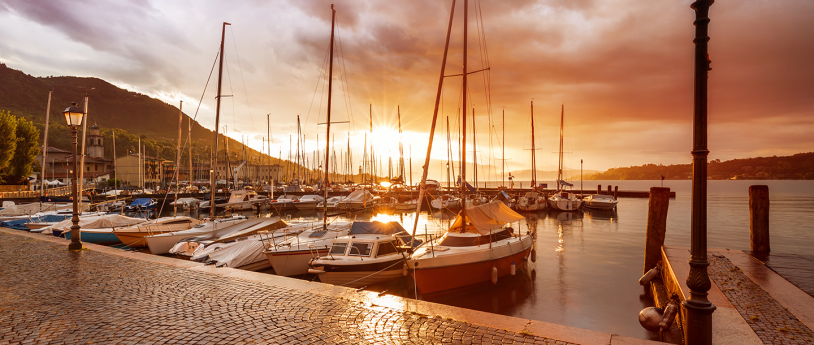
[494,190,511,201]
[129,198,154,207]
[178,217,288,245]
[343,190,373,202]
[170,197,201,205]
[284,185,302,192]
[450,201,525,235]
[225,190,252,205]
[192,238,267,268]
[42,214,146,232]
[350,221,422,247]
[0,214,72,230]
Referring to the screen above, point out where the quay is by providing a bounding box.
[0,228,660,345]
[643,186,814,344]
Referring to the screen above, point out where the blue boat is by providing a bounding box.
[62,229,122,244]
[124,198,157,212]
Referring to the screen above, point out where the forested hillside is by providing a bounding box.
[586,152,814,180]
[0,63,282,165]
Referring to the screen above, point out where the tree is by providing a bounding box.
[2,116,41,184]
[0,110,18,183]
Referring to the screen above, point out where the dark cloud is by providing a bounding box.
[2,0,812,170]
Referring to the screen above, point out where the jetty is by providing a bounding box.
[642,185,814,344]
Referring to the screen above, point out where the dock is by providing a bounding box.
[656,247,814,344]
[0,228,662,345]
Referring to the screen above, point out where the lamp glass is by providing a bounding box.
[63,109,84,127]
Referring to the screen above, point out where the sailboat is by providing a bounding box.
[307,5,415,287]
[407,0,534,294]
[516,100,545,212]
[547,104,582,212]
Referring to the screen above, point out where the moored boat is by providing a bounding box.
[113,216,202,247]
[581,194,618,210]
[262,221,352,276]
[144,215,248,254]
[308,221,420,288]
[407,201,531,294]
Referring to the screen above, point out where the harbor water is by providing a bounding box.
[153,180,814,341]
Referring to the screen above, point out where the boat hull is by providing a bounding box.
[582,201,617,210]
[547,199,581,212]
[313,257,405,288]
[114,230,175,248]
[63,230,122,245]
[411,245,531,294]
[265,247,329,276]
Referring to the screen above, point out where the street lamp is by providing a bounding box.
[63,102,85,250]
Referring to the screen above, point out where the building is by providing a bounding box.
[114,153,169,189]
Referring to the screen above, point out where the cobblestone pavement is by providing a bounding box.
[0,231,576,345]
[708,254,814,344]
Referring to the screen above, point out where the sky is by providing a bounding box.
[1,0,813,178]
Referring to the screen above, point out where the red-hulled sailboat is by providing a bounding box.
[406,0,535,294]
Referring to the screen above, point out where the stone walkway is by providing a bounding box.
[708,254,814,344]
[0,230,587,345]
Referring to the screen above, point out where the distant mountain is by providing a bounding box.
[586,152,814,180]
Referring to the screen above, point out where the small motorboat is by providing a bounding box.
[293,195,325,211]
[263,221,352,276]
[308,221,421,288]
[581,194,618,210]
[515,191,545,212]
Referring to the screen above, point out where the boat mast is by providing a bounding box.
[461,0,468,214]
[210,22,230,219]
[557,104,564,191]
[446,116,452,191]
[40,90,52,197]
[531,100,536,189]
[502,107,505,189]
[175,100,182,217]
[323,3,336,230]
[398,105,404,182]
[472,108,476,191]
[296,115,301,184]
[188,118,192,191]
[411,0,457,245]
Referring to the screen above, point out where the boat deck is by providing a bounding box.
[0,227,663,345]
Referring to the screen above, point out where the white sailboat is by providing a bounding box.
[548,104,582,212]
[516,100,545,212]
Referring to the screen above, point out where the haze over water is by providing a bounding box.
[160,179,814,341]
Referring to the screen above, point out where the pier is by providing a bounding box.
[0,228,662,345]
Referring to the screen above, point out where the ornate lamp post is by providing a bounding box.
[683,1,716,344]
[63,102,85,250]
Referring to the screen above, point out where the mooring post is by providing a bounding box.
[749,185,770,252]
[597,184,601,195]
[644,187,671,274]
[607,185,612,196]
[614,186,619,199]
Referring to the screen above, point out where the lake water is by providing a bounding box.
[157,180,814,341]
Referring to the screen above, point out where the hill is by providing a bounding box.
[586,152,814,180]
[0,63,284,167]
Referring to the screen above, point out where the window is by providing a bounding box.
[376,241,398,257]
[95,165,98,171]
[348,242,373,257]
[330,242,348,255]
[86,167,90,171]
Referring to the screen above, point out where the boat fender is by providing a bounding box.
[510,262,516,276]
[402,263,409,277]
[531,249,537,262]
[307,268,325,275]
[491,266,498,284]
[638,307,664,332]
[639,263,660,286]
[659,298,679,331]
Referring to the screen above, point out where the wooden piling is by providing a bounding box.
[607,185,612,196]
[614,186,618,199]
[644,187,671,274]
[597,184,601,195]
[749,185,770,252]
